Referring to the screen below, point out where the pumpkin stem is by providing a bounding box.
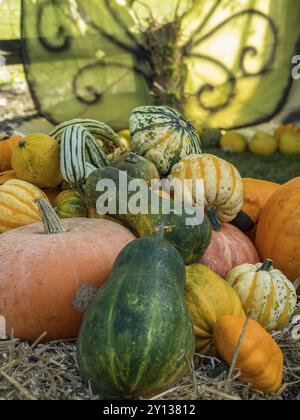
[206,206,222,232]
[34,198,66,234]
[258,259,273,272]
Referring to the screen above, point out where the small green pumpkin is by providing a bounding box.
[130,106,202,175]
[77,237,195,399]
[112,152,160,186]
[85,167,212,265]
[55,190,88,219]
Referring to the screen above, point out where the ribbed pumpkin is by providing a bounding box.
[77,237,195,399]
[0,179,48,233]
[185,264,245,356]
[0,199,135,342]
[55,190,87,219]
[0,134,23,172]
[170,154,243,223]
[201,223,260,278]
[231,178,280,235]
[227,260,297,331]
[214,316,284,393]
[0,170,17,185]
[112,152,160,186]
[130,106,202,175]
[12,134,63,188]
[256,177,300,282]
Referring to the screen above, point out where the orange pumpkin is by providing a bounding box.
[231,178,280,241]
[214,316,284,393]
[0,135,23,172]
[0,199,135,342]
[256,177,300,283]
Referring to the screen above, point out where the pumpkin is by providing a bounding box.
[0,134,24,172]
[0,170,17,185]
[50,118,120,154]
[130,106,202,175]
[201,223,260,279]
[249,132,277,156]
[256,177,300,282]
[279,131,300,155]
[220,132,248,153]
[227,260,297,331]
[77,237,195,399]
[55,190,88,219]
[12,134,62,188]
[85,166,212,265]
[231,178,280,234]
[112,152,160,186]
[0,199,135,342]
[185,264,245,356]
[214,316,284,393]
[170,154,243,224]
[0,179,48,233]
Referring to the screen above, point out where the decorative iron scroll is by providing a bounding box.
[21,0,299,128]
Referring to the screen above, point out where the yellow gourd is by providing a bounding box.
[184,264,245,356]
[12,134,63,188]
[279,132,300,154]
[249,132,277,156]
[221,132,248,153]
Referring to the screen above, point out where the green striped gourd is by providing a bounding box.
[130,106,202,175]
[227,260,297,331]
[55,190,88,219]
[77,237,195,399]
[85,166,212,265]
[50,119,120,154]
[60,124,108,194]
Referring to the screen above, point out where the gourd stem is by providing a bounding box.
[258,259,273,272]
[125,152,139,164]
[34,199,66,235]
[206,206,222,232]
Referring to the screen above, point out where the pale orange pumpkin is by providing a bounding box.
[0,199,135,342]
[0,135,23,172]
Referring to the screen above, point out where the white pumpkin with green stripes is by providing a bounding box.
[51,119,120,154]
[129,106,202,175]
[60,124,108,196]
[227,260,297,332]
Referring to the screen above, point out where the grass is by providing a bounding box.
[206,148,300,184]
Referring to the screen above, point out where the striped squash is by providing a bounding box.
[170,154,243,224]
[0,179,48,233]
[50,119,120,154]
[0,170,17,185]
[227,260,297,331]
[60,124,108,193]
[130,106,202,175]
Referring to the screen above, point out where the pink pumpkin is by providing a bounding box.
[201,223,260,278]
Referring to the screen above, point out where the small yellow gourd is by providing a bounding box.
[249,132,277,156]
[221,132,248,153]
[279,132,300,154]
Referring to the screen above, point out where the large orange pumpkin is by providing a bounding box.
[0,199,135,342]
[0,135,23,172]
[214,316,283,393]
[201,223,260,278]
[231,178,280,241]
[256,177,300,283]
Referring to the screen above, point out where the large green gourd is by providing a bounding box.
[77,237,195,399]
[85,167,212,264]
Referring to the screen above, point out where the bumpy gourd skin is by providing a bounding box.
[214,316,284,393]
[77,237,195,399]
[85,167,212,265]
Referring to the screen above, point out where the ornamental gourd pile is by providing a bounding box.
[0,105,298,399]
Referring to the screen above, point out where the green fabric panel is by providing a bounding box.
[18,0,300,129]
